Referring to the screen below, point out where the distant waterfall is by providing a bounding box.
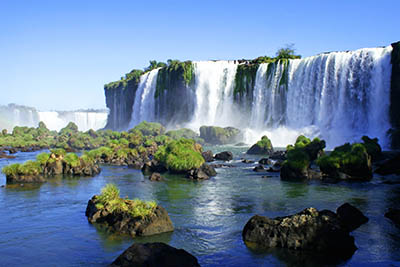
[129,69,159,128]
[38,111,108,132]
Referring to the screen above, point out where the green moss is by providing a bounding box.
[50,148,66,157]
[256,136,273,150]
[155,138,205,172]
[95,183,157,218]
[234,63,259,96]
[2,163,20,176]
[36,152,50,165]
[64,153,81,168]
[285,148,310,171]
[133,121,165,136]
[278,59,290,87]
[155,60,194,98]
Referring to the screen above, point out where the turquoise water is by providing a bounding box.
[0,147,399,266]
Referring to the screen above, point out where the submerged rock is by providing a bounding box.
[253,165,266,172]
[110,242,200,267]
[242,159,254,164]
[149,172,163,181]
[242,207,357,259]
[214,151,233,161]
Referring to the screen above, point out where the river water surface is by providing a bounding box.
[1,146,400,266]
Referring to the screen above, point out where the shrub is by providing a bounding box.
[64,153,80,168]
[36,152,50,165]
[133,121,165,136]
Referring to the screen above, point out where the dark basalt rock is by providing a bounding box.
[141,160,167,174]
[209,163,235,168]
[86,196,174,237]
[246,136,273,155]
[385,208,400,226]
[258,158,270,165]
[242,207,357,259]
[6,174,46,184]
[253,165,266,172]
[269,151,287,161]
[0,151,16,159]
[242,159,254,164]
[280,163,309,181]
[202,150,214,162]
[375,153,400,175]
[149,172,162,181]
[336,203,368,232]
[187,163,217,180]
[214,151,233,161]
[110,242,200,267]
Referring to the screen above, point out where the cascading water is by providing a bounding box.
[187,61,239,129]
[124,45,393,148]
[38,111,108,132]
[129,68,159,128]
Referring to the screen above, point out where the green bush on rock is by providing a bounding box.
[155,138,204,173]
[199,126,241,145]
[247,135,273,155]
[132,121,165,136]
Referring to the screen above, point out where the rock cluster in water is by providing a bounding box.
[242,203,368,261]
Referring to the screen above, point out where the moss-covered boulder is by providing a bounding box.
[317,143,372,180]
[199,126,242,145]
[166,128,204,144]
[132,121,165,136]
[154,138,204,173]
[86,184,174,237]
[247,135,273,155]
[280,136,325,181]
[361,136,382,161]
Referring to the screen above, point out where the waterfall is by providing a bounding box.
[129,68,159,128]
[38,111,108,132]
[188,61,238,129]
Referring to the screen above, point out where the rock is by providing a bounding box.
[86,196,174,237]
[209,163,235,168]
[0,151,16,159]
[336,203,369,232]
[375,154,400,175]
[110,242,200,267]
[247,136,273,155]
[361,136,382,161]
[44,160,63,175]
[214,151,233,161]
[202,150,214,162]
[6,174,46,184]
[280,162,309,181]
[269,151,287,161]
[141,160,167,174]
[242,159,254,164]
[8,148,18,154]
[149,172,162,181]
[258,158,270,165]
[187,163,216,180]
[385,208,400,226]
[199,126,242,145]
[253,165,266,172]
[242,207,357,259]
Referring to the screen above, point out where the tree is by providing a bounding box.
[276,44,301,59]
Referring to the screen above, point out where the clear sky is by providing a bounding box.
[0,0,399,110]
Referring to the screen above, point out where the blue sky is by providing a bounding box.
[0,0,398,110]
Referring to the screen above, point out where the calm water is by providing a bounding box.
[0,147,400,266]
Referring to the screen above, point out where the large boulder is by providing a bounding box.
[86,196,174,237]
[133,121,166,136]
[317,143,372,180]
[336,203,369,232]
[214,151,233,161]
[199,126,242,145]
[110,242,200,267]
[247,136,273,155]
[149,172,163,181]
[361,136,382,161]
[242,207,357,259]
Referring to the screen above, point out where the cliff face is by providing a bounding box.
[104,78,139,130]
[390,42,400,148]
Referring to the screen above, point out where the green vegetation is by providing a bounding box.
[276,44,302,60]
[155,138,204,173]
[247,135,274,154]
[132,121,165,136]
[2,160,41,177]
[317,142,371,178]
[234,63,259,96]
[155,60,194,98]
[199,126,241,145]
[166,128,204,144]
[95,183,157,218]
[255,135,273,150]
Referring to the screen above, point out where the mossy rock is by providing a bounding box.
[199,126,241,145]
[166,128,204,144]
[132,121,166,137]
[247,136,273,155]
[361,136,382,161]
[154,138,204,173]
[317,143,372,180]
